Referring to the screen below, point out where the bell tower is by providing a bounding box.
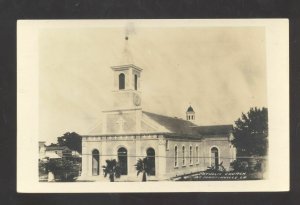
[186,105,195,122]
[111,64,142,109]
[101,35,143,135]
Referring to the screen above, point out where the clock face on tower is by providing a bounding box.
[133,93,141,106]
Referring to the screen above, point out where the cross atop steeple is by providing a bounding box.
[120,35,134,65]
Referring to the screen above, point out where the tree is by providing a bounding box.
[44,158,80,182]
[57,132,82,154]
[135,157,152,182]
[232,107,268,157]
[102,159,121,182]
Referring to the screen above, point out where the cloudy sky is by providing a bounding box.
[39,24,267,143]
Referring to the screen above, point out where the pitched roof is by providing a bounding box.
[192,125,233,135]
[45,152,62,159]
[143,111,232,137]
[85,110,232,139]
[186,106,195,112]
[45,145,71,151]
[143,111,197,134]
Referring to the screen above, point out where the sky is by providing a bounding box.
[38,25,267,144]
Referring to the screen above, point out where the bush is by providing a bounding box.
[45,158,80,182]
[230,160,249,172]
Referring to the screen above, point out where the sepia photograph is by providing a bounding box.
[17,20,289,192]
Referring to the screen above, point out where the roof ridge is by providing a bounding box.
[142,111,194,124]
[196,124,233,128]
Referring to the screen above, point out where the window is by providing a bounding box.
[174,146,178,167]
[189,146,193,165]
[147,148,156,176]
[92,149,100,176]
[211,147,219,169]
[182,146,185,166]
[166,140,169,150]
[118,147,128,175]
[195,146,199,164]
[119,73,125,90]
[134,74,138,90]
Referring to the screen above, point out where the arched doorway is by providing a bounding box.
[211,147,219,169]
[118,147,128,175]
[146,148,155,176]
[92,149,100,176]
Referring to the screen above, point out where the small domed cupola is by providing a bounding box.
[186,105,195,122]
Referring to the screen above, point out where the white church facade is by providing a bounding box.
[79,64,236,181]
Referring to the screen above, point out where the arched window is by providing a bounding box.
[166,140,169,150]
[211,147,219,169]
[92,149,100,176]
[118,147,128,175]
[146,148,155,176]
[174,146,178,167]
[134,74,138,90]
[189,146,193,165]
[119,73,125,90]
[195,146,199,164]
[182,146,185,166]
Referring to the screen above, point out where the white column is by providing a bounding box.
[81,138,88,177]
[101,136,107,172]
[87,145,93,177]
[157,135,167,180]
[134,135,142,177]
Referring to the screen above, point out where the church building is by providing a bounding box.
[79,64,236,181]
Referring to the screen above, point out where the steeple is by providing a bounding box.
[186,105,195,122]
[119,35,134,65]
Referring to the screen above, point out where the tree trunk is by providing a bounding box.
[110,174,114,182]
[142,172,147,182]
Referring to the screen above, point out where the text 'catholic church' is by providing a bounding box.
[79,62,237,181]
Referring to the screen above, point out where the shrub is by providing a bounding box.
[230,160,249,172]
[45,158,80,182]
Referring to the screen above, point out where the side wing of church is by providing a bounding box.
[80,64,236,181]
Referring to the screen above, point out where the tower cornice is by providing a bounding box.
[111,64,143,72]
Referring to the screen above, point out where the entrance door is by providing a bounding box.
[118,147,128,175]
[211,147,219,169]
[146,148,155,176]
[92,149,99,176]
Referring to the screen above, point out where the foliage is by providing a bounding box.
[102,159,121,182]
[57,132,82,154]
[39,160,47,176]
[230,157,265,173]
[135,157,152,182]
[205,161,226,173]
[232,107,268,156]
[44,158,80,182]
[230,159,250,172]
